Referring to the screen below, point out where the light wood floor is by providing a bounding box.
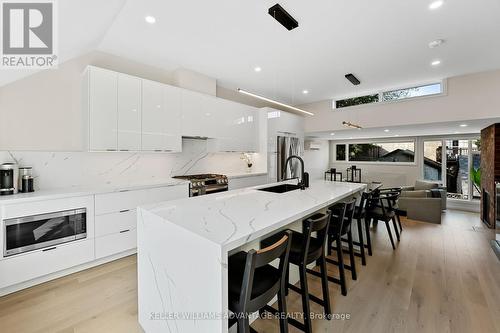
[1,210,499,333]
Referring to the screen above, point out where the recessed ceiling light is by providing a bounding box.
[429,39,445,48]
[394,134,400,137]
[254,66,262,72]
[349,137,353,140]
[429,1,444,10]
[330,133,335,136]
[431,60,441,66]
[145,16,156,24]
[302,90,309,94]
[384,129,390,133]
[459,124,468,127]
[454,131,460,134]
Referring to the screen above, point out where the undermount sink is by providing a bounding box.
[257,183,301,194]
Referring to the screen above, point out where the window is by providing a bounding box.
[335,94,379,109]
[382,83,442,102]
[333,81,443,109]
[336,144,346,160]
[423,140,443,182]
[346,142,415,163]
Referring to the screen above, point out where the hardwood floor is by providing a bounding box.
[0,210,499,333]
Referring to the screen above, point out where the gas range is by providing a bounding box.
[173,174,228,197]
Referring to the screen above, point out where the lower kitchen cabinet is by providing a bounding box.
[95,229,137,259]
[0,239,95,290]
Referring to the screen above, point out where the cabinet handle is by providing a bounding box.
[120,229,130,233]
[106,149,116,152]
[119,189,129,193]
[42,247,57,252]
[154,150,162,152]
[119,149,129,152]
[119,209,130,213]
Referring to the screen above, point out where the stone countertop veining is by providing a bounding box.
[0,178,190,205]
[226,171,268,179]
[139,180,366,252]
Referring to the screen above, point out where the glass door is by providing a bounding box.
[445,139,470,200]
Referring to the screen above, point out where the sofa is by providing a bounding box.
[398,180,447,224]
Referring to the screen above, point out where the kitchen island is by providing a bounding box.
[137,180,366,333]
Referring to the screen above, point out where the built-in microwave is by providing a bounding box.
[3,208,87,257]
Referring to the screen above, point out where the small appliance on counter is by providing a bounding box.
[19,166,35,193]
[0,163,19,195]
[173,174,228,197]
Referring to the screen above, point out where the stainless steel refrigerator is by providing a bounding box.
[277,136,303,181]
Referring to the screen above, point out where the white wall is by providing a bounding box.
[0,139,266,191]
[301,69,500,133]
[303,140,330,180]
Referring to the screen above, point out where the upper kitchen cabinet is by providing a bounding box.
[117,74,142,151]
[181,89,219,138]
[208,99,259,153]
[84,66,118,151]
[141,80,182,152]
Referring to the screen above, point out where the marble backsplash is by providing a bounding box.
[0,139,265,190]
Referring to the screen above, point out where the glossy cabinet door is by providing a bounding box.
[208,99,258,152]
[117,74,142,151]
[88,67,118,151]
[181,89,219,138]
[142,80,182,152]
[162,84,182,152]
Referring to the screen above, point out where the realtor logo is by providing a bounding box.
[1,0,58,68]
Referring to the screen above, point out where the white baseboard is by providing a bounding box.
[0,249,137,297]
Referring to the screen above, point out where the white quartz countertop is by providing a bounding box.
[0,178,189,205]
[139,180,366,252]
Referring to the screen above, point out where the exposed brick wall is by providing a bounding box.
[481,124,499,229]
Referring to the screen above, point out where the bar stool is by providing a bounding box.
[324,198,357,296]
[228,231,292,333]
[261,212,332,333]
[376,187,404,234]
[352,191,371,265]
[366,192,400,250]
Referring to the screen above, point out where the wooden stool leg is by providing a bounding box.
[347,230,357,280]
[319,254,332,318]
[237,316,250,333]
[365,218,373,256]
[385,221,396,250]
[277,285,289,333]
[335,235,347,296]
[356,218,366,265]
[299,265,313,333]
[392,217,400,241]
[397,214,403,233]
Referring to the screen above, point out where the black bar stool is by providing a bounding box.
[228,231,292,333]
[352,191,371,265]
[323,198,357,296]
[261,212,332,333]
[366,192,401,250]
[378,187,404,234]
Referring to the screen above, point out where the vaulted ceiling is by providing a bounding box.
[2,0,500,106]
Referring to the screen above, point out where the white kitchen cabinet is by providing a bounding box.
[94,184,188,258]
[142,80,182,152]
[117,74,142,151]
[0,239,94,290]
[181,89,219,138]
[228,174,269,190]
[87,67,118,151]
[208,99,258,152]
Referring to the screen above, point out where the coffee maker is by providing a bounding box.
[0,163,19,195]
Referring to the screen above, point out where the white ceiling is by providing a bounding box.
[306,118,500,141]
[2,0,500,107]
[97,0,500,105]
[0,0,127,87]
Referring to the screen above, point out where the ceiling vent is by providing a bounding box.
[345,73,361,85]
[268,4,299,31]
